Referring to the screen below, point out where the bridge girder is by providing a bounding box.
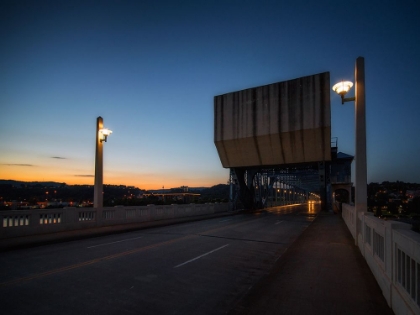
[229,163,328,210]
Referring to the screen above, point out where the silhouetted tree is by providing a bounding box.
[387,202,398,215]
[409,197,420,215]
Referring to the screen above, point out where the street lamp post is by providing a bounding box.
[94,116,112,208]
[332,56,367,245]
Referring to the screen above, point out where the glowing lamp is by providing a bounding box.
[99,128,113,142]
[332,81,355,104]
[332,81,353,95]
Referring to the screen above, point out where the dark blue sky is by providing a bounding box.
[1,0,419,188]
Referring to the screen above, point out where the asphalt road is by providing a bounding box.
[0,203,319,315]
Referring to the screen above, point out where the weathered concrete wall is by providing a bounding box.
[343,205,420,315]
[214,72,331,168]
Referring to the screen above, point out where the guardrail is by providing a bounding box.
[342,203,420,315]
[0,203,229,239]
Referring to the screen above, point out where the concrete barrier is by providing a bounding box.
[342,204,420,315]
[0,203,230,239]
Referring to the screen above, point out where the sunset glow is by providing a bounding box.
[1,1,419,189]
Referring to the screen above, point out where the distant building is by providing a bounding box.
[142,192,200,203]
[3,200,30,210]
[406,190,420,200]
[36,200,78,208]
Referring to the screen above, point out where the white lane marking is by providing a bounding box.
[275,221,284,225]
[87,236,143,248]
[174,244,230,268]
[219,219,232,223]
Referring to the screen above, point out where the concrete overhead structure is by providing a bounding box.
[214,72,331,168]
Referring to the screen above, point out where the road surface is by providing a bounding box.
[0,203,319,315]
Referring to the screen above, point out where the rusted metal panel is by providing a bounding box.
[214,72,331,168]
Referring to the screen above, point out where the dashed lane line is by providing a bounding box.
[174,244,230,268]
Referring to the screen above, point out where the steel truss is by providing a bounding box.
[229,163,329,210]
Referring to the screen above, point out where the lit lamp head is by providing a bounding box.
[99,128,112,142]
[332,81,354,104]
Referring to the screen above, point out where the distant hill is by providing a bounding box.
[145,185,229,201]
[0,180,229,202]
[0,180,66,187]
[199,184,230,201]
[148,187,208,194]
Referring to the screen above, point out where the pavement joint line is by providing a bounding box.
[198,234,288,245]
[86,236,143,248]
[141,232,187,236]
[200,216,269,235]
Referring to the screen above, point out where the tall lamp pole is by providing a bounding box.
[355,57,367,230]
[94,116,112,208]
[332,56,367,245]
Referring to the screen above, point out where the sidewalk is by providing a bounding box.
[229,212,394,315]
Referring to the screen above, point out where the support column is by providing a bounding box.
[355,56,367,244]
[318,161,327,211]
[233,168,257,210]
[94,116,104,208]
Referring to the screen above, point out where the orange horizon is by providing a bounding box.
[0,175,225,190]
[0,163,228,190]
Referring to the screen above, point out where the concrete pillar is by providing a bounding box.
[355,57,367,244]
[318,161,327,210]
[94,117,104,208]
[229,168,233,210]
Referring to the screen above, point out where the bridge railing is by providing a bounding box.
[342,203,420,315]
[0,203,229,239]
